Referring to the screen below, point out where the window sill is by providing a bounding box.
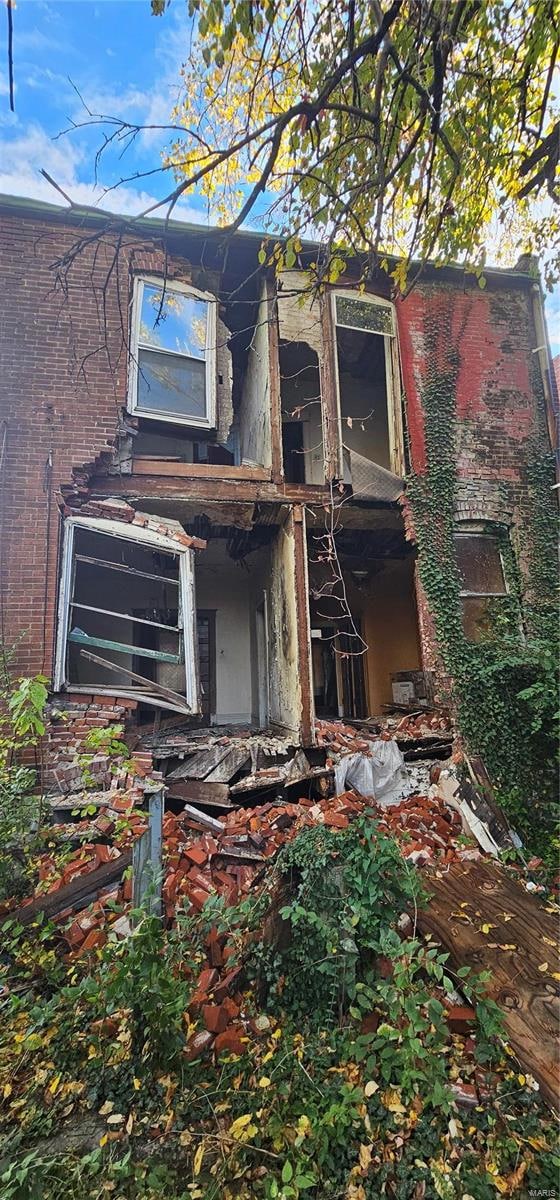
[131,458,272,482]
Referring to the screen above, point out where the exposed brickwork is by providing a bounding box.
[397,276,554,681]
[0,206,554,754]
[0,211,202,682]
[44,694,162,794]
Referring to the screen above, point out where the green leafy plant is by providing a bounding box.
[0,670,49,901]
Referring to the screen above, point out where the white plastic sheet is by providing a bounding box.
[334,739,408,806]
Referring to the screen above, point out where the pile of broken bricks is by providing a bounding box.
[8,787,478,965]
[60,495,207,551]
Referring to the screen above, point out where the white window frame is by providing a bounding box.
[54,515,200,713]
[331,289,404,478]
[128,274,217,429]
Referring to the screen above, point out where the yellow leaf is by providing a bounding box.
[229,1113,253,1139]
[3,1083,12,1099]
[481,923,496,934]
[381,1089,406,1113]
[193,1142,205,1177]
[499,945,517,951]
[364,1080,379,1097]
[49,1074,61,1095]
[551,972,560,982]
[133,1077,141,1090]
[297,1115,311,1136]
[258,1077,271,1088]
[99,1100,114,1116]
[99,1134,108,1148]
[126,1112,134,1134]
[107,1113,124,1125]
[359,1143,373,1170]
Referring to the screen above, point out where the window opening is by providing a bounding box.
[129,277,217,428]
[332,291,401,479]
[56,521,198,712]
[279,340,324,484]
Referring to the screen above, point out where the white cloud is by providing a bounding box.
[0,121,208,222]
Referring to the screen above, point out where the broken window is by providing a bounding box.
[455,532,508,642]
[55,518,199,713]
[128,276,217,428]
[332,290,403,481]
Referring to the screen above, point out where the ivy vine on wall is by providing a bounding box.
[406,302,559,864]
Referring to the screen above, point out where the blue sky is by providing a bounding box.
[0,0,558,354]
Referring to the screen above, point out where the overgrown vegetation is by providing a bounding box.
[0,671,49,901]
[407,315,559,872]
[1,817,558,1199]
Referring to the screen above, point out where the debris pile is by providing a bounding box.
[9,788,476,963]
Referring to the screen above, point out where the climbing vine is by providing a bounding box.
[407,305,559,865]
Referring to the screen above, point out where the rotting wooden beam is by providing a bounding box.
[265,275,285,485]
[166,743,233,781]
[166,779,232,809]
[132,460,271,481]
[89,473,331,507]
[320,290,342,480]
[418,859,560,1110]
[9,851,132,928]
[292,505,314,746]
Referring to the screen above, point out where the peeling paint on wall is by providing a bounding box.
[277,271,324,359]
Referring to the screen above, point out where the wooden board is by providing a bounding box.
[166,779,232,809]
[230,771,286,795]
[132,460,271,481]
[205,746,251,783]
[181,804,226,834]
[166,744,233,781]
[418,859,560,1110]
[10,850,132,928]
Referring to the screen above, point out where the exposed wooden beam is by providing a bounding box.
[132,460,271,481]
[265,276,285,485]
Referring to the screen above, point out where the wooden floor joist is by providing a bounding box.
[417,859,560,1110]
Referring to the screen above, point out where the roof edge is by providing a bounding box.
[0,191,538,288]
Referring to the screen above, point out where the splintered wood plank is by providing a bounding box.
[10,851,132,928]
[417,859,560,1110]
[205,746,251,783]
[230,770,286,795]
[166,744,233,781]
[166,779,232,809]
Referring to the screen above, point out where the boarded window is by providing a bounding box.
[455,532,507,642]
[129,277,217,428]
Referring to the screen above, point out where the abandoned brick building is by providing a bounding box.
[0,194,557,789]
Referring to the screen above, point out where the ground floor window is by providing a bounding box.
[54,517,199,713]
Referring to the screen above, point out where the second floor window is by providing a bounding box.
[128,276,217,428]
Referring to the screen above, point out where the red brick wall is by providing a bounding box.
[396,276,552,682]
[0,212,195,682]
